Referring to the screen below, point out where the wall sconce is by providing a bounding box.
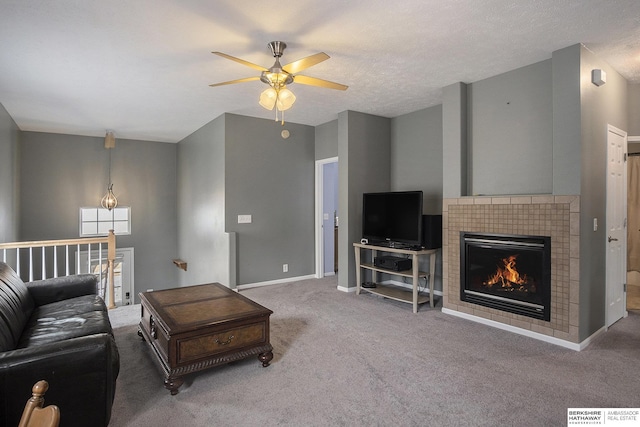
[592,69,607,86]
[101,131,118,211]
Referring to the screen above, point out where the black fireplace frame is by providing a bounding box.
[460,232,551,321]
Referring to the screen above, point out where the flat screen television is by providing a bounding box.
[362,190,423,248]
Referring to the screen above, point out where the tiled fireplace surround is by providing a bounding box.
[442,195,579,344]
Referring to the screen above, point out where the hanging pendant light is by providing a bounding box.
[101,131,118,211]
[101,183,118,210]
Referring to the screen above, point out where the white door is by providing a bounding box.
[606,125,627,327]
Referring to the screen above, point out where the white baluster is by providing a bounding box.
[41,246,46,280]
[53,245,58,278]
[29,247,33,282]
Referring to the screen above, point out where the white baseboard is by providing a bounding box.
[442,308,604,351]
[237,274,317,290]
[337,285,356,293]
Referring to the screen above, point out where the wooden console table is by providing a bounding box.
[354,243,437,313]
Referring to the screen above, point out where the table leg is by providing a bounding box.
[429,252,436,308]
[259,350,273,367]
[412,253,419,313]
[164,376,184,395]
[354,246,361,294]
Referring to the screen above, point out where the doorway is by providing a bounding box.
[315,157,338,278]
[627,136,640,312]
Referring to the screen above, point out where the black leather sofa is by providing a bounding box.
[0,262,119,427]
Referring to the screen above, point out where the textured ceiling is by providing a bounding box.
[1,0,639,143]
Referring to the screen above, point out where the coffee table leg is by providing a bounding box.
[164,376,184,395]
[258,350,273,367]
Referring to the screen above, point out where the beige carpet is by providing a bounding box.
[108,276,640,426]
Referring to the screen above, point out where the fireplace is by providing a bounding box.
[460,232,551,321]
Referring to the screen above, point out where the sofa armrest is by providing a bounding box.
[26,274,98,306]
[0,334,120,427]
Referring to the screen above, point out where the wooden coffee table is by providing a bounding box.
[138,283,273,395]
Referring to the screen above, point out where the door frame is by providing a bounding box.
[315,157,338,278]
[605,124,628,327]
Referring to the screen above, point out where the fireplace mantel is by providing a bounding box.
[442,195,579,345]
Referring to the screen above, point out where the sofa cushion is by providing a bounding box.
[0,263,35,351]
[16,295,114,348]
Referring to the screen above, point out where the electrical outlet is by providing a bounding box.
[283,264,288,273]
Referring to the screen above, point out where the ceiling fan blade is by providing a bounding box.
[282,52,330,74]
[212,52,268,72]
[293,75,348,91]
[209,76,261,87]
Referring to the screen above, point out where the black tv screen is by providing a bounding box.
[362,191,423,247]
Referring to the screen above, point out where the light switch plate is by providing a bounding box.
[238,215,252,224]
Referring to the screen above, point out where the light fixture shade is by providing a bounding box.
[276,88,296,111]
[259,87,277,110]
[101,184,118,211]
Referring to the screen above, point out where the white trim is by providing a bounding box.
[442,308,605,351]
[627,136,640,142]
[337,285,356,293]
[314,157,339,279]
[237,274,317,290]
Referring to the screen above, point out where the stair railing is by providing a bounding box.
[0,230,117,308]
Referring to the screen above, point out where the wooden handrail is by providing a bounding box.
[0,230,117,309]
[0,235,112,249]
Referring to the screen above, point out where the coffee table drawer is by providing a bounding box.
[177,321,268,364]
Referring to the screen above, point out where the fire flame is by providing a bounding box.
[483,255,528,289]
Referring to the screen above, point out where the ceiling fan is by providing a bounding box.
[209,41,348,124]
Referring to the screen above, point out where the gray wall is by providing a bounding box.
[552,45,582,195]
[224,114,316,284]
[0,103,19,243]
[315,119,338,160]
[442,82,468,197]
[338,111,391,290]
[390,104,444,293]
[578,45,628,339]
[20,131,178,300]
[390,105,443,213]
[468,59,553,195]
[177,115,228,286]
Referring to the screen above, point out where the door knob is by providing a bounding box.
[608,236,619,242]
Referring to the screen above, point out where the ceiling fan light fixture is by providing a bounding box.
[276,88,296,111]
[260,71,293,88]
[259,87,296,112]
[211,41,347,125]
[259,87,278,110]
